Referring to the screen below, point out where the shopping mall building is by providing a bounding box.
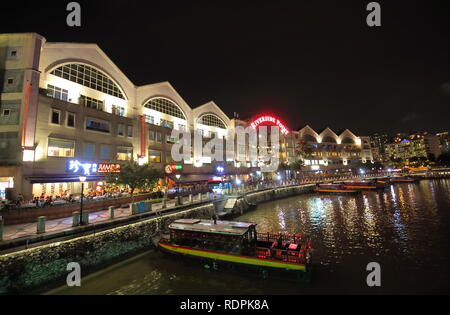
[0,33,373,200]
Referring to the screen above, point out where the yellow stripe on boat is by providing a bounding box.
[160,243,306,271]
[315,189,357,193]
[343,186,377,189]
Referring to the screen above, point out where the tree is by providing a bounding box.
[107,160,163,202]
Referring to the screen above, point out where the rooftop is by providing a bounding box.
[169,219,256,236]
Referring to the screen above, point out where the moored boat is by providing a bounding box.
[158,219,313,281]
[391,177,419,183]
[343,180,387,190]
[314,184,360,195]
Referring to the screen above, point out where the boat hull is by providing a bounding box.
[158,241,312,282]
[314,188,360,195]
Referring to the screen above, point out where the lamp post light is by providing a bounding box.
[79,176,87,226]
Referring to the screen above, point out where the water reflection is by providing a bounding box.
[48,180,450,295]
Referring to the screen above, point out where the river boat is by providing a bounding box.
[158,219,313,281]
[314,184,360,195]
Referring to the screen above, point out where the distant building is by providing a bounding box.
[291,126,374,173]
[436,132,450,155]
[385,133,441,163]
[369,133,389,162]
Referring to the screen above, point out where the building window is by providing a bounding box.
[156,132,162,143]
[48,139,75,158]
[2,109,10,117]
[100,145,111,160]
[10,50,17,57]
[47,85,69,102]
[166,135,178,144]
[112,105,125,117]
[117,124,125,136]
[86,118,110,133]
[148,130,155,141]
[80,95,104,111]
[144,115,155,125]
[83,143,96,160]
[67,113,76,128]
[7,78,14,85]
[117,147,133,161]
[127,125,133,138]
[143,98,186,120]
[50,63,125,99]
[51,109,61,125]
[149,150,161,163]
[160,119,174,129]
[197,114,227,129]
[165,154,174,164]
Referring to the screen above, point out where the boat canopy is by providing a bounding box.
[169,219,257,236]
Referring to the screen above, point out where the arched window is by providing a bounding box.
[144,98,186,120]
[302,134,318,143]
[322,136,337,143]
[197,114,226,129]
[342,137,355,144]
[50,63,125,99]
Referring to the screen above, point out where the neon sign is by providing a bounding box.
[165,164,183,174]
[250,116,289,135]
[67,160,121,175]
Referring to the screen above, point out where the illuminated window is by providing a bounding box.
[80,95,104,111]
[112,105,125,117]
[149,150,161,163]
[143,98,186,120]
[160,119,174,129]
[48,139,75,158]
[127,125,133,137]
[198,114,226,129]
[86,118,110,133]
[144,115,155,124]
[47,85,68,102]
[117,147,133,161]
[50,64,124,99]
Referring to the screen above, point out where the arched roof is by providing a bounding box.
[48,62,126,99]
[143,97,187,120]
[197,113,227,129]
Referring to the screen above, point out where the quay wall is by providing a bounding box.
[0,184,315,294]
[0,203,213,295]
[1,193,154,225]
[230,185,316,216]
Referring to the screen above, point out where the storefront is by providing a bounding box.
[28,160,121,198]
[0,177,14,200]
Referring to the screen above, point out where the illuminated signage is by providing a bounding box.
[67,160,121,175]
[165,164,183,174]
[250,115,289,135]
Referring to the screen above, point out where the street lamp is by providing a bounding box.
[79,176,87,226]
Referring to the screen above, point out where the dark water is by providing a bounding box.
[47,180,450,295]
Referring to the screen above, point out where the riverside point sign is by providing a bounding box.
[250,116,290,135]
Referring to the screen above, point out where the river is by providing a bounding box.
[46,179,450,295]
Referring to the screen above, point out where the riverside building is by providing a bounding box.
[0,32,374,200]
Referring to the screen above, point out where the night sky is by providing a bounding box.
[2,0,449,136]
